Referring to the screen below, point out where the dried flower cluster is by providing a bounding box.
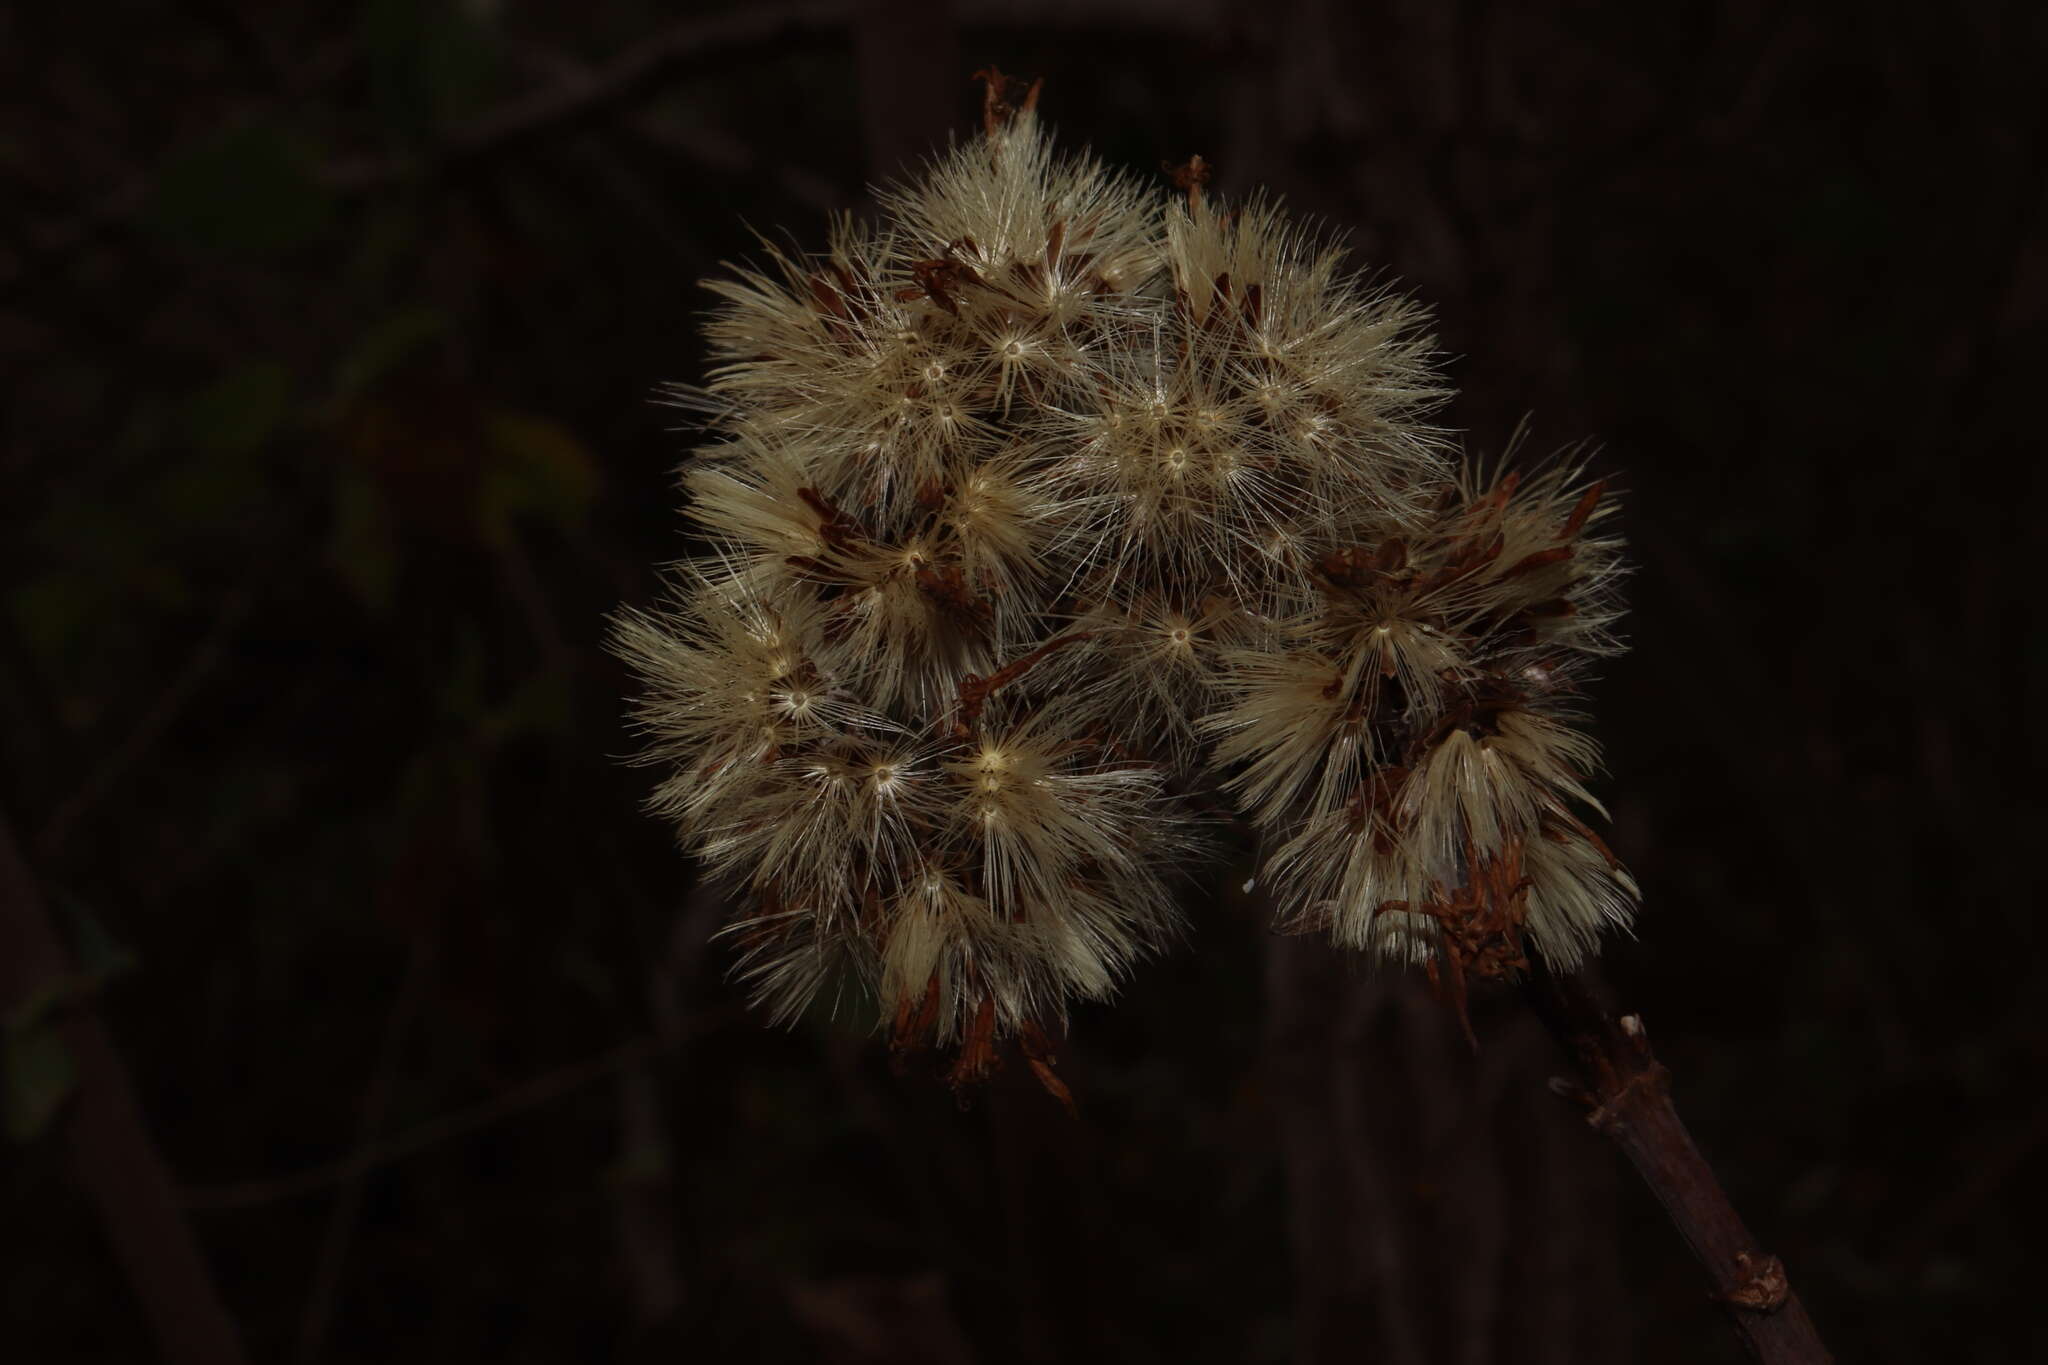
[616,76,1636,1085]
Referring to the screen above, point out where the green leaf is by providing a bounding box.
[478,669,573,747]
[4,1022,76,1142]
[345,206,422,296]
[607,1136,671,1188]
[4,931,135,1039]
[439,624,488,723]
[329,308,449,408]
[476,411,600,546]
[327,468,401,612]
[184,362,293,459]
[146,362,296,534]
[148,123,333,255]
[7,573,107,679]
[55,892,139,987]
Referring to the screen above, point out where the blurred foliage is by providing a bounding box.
[2,1,2042,1362]
[4,1007,78,1142]
[148,123,336,255]
[363,0,500,140]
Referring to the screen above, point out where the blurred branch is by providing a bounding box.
[1524,961,1834,1365]
[323,2,852,193]
[183,1013,732,1213]
[191,1036,619,1212]
[0,812,248,1365]
[1332,980,1428,1365]
[1885,1099,2048,1279]
[506,36,843,215]
[36,553,275,858]
[5,3,850,285]
[296,940,435,1365]
[178,0,296,94]
[612,880,724,1331]
[9,0,1237,291]
[614,1055,683,1327]
[622,116,840,216]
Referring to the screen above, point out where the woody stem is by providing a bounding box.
[1521,960,1833,1365]
[0,812,248,1365]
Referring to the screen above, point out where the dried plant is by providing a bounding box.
[615,74,1635,1088]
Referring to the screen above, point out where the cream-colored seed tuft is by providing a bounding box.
[617,96,1635,1079]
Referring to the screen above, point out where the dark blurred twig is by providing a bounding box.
[1885,1099,2048,1280]
[296,939,436,1365]
[0,812,249,1365]
[323,2,852,193]
[15,0,1246,276]
[1524,961,1833,1365]
[181,1016,740,1214]
[622,115,842,215]
[178,0,295,95]
[5,3,851,287]
[508,39,842,215]
[1332,979,1428,1365]
[612,878,724,1332]
[36,551,277,858]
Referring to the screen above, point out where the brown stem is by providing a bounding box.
[0,813,248,1365]
[1522,961,1832,1365]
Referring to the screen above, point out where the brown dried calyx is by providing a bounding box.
[889,976,1077,1115]
[951,630,1094,738]
[1167,154,1213,212]
[1377,837,1535,1049]
[974,66,1042,136]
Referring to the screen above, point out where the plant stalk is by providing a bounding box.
[1523,961,1832,1365]
[0,812,248,1365]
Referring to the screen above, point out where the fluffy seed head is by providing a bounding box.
[619,89,1635,1084]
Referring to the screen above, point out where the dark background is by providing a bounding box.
[4,1,2042,1361]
